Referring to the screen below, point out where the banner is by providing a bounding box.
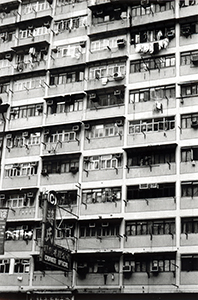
[0,208,8,255]
[40,191,71,271]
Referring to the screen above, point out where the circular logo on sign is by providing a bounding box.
[48,191,57,205]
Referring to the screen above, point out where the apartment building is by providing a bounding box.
[0,0,198,299]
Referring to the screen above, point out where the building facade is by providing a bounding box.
[0,0,198,299]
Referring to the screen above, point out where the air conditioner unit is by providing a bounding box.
[5,53,13,62]
[41,169,48,176]
[116,119,123,127]
[139,183,149,189]
[36,105,43,112]
[191,118,198,128]
[102,222,109,227]
[80,41,86,48]
[89,93,98,102]
[46,100,53,106]
[141,0,150,8]
[151,260,159,273]
[27,192,34,198]
[84,123,91,130]
[44,22,50,29]
[41,47,48,55]
[44,129,50,135]
[117,39,126,48]
[149,183,159,189]
[182,26,191,38]
[0,194,5,200]
[84,156,90,162]
[10,108,18,115]
[72,125,80,132]
[22,132,29,138]
[69,166,79,174]
[6,134,12,139]
[114,90,121,96]
[113,73,124,81]
[123,265,132,273]
[89,222,95,228]
[191,55,198,65]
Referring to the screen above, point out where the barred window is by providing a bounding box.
[42,158,79,174]
[79,221,120,238]
[181,218,198,234]
[181,83,198,96]
[129,116,175,134]
[130,55,175,73]
[5,162,38,178]
[82,187,121,204]
[0,259,10,273]
[129,85,175,103]
[181,147,198,162]
[127,183,175,200]
[181,181,198,198]
[126,219,175,236]
[84,154,122,171]
[14,259,30,273]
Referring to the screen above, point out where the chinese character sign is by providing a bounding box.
[0,208,8,254]
[40,191,71,271]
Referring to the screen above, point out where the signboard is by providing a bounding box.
[40,191,71,271]
[0,208,8,254]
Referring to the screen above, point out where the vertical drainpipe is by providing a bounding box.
[175,0,181,290]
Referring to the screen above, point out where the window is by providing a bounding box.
[6,193,34,208]
[57,0,85,6]
[130,55,175,73]
[181,113,198,129]
[129,116,175,134]
[22,0,50,14]
[0,83,9,94]
[56,222,75,239]
[55,15,87,33]
[19,26,49,40]
[89,62,126,80]
[42,158,79,174]
[14,259,30,273]
[79,221,120,238]
[85,154,122,171]
[82,187,121,204]
[127,183,175,200]
[5,162,38,178]
[134,257,175,273]
[180,22,197,36]
[129,85,175,103]
[127,147,175,167]
[57,190,77,206]
[181,181,198,198]
[49,71,84,86]
[181,218,198,234]
[10,104,43,120]
[126,219,175,236]
[14,77,45,92]
[131,1,174,17]
[181,50,198,66]
[0,259,10,273]
[181,255,198,271]
[0,31,14,43]
[181,147,198,162]
[44,129,76,144]
[90,123,123,139]
[88,90,124,109]
[92,6,127,25]
[181,82,198,96]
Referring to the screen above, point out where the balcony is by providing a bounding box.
[6,206,36,220]
[179,1,198,18]
[80,200,121,215]
[131,2,175,27]
[129,66,176,84]
[85,104,125,121]
[179,33,198,47]
[55,0,87,16]
[2,175,38,189]
[180,126,198,140]
[181,196,198,210]
[125,197,176,213]
[50,51,86,69]
[46,110,83,125]
[48,81,84,97]
[179,95,198,107]
[76,272,120,287]
[127,129,176,147]
[180,233,198,246]
[180,63,198,76]
[180,161,198,174]
[5,143,40,158]
[89,44,127,62]
[84,134,123,150]
[123,271,176,287]
[8,115,43,130]
[53,26,87,41]
[78,237,120,250]
[88,18,129,36]
[181,271,198,285]
[42,140,80,156]
[0,39,16,53]
[82,167,123,182]
[40,171,80,186]
[20,2,52,22]
[4,239,33,252]
[0,273,30,287]
[12,85,45,101]
[125,235,175,249]
[126,162,176,179]
[32,271,72,287]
